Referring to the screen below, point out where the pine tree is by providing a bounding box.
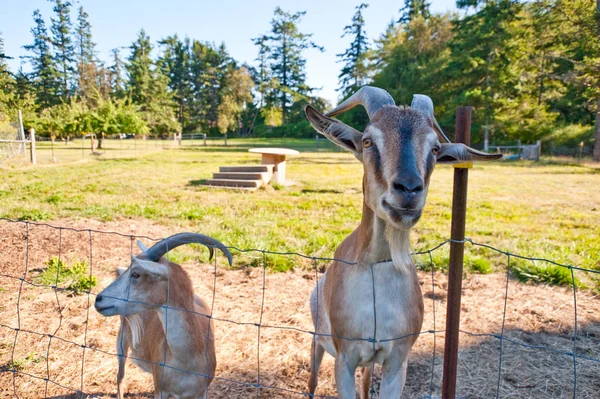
[49,0,75,100]
[337,3,370,96]
[262,7,323,124]
[75,6,95,64]
[158,35,192,131]
[0,32,14,119]
[22,9,60,109]
[398,0,431,24]
[126,30,179,135]
[127,30,153,105]
[108,48,126,98]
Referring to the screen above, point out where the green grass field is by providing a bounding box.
[1,138,599,280]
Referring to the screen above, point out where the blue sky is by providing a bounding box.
[1,0,458,105]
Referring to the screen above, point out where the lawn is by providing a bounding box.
[1,138,599,275]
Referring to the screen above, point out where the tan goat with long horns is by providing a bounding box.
[94,233,233,399]
[304,86,501,398]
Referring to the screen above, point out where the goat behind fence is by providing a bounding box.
[0,218,598,398]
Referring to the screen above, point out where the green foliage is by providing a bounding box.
[49,0,76,100]
[35,256,97,294]
[337,3,370,95]
[511,260,585,289]
[255,7,324,124]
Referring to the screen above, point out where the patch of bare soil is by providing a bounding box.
[0,219,599,398]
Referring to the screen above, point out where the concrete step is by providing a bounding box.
[203,185,257,192]
[204,178,262,188]
[219,165,274,173]
[213,172,270,182]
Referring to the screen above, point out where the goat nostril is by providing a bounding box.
[393,181,423,194]
[96,295,103,302]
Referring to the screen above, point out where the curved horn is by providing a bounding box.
[411,94,451,143]
[326,86,395,119]
[145,232,233,266]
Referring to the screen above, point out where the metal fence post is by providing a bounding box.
[442,106,472,399]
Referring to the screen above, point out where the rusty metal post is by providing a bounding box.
[441,106,472,399]
[29,128,37,165]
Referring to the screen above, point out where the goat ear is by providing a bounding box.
[136,240,149,252]
[131,256,168,278]
[437,143,503,164]
[304,105,364,160]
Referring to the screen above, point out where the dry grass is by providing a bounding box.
[1,219,599,398]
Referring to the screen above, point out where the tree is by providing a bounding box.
[261,7,324,124]
[108,48,126,98]
[22,9,60,109]
[158,35,192,131]
[126,30,179,135]
[49,0,75,100]
[217,66,254,133]
[398,0,431,24]
[75,6,95,64]
[337,3,371,96]
[0,32,14,120]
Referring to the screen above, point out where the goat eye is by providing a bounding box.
[432,146,440,155]
[131,272,140,279]
[363,138,372,148]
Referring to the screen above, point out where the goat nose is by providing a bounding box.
[96,295,103,303]
[393,176,423,194]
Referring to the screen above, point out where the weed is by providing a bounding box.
[511,261,585,289]
[35,257,97,294]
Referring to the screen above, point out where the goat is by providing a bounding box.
[304,86,501,398]
[94,233,233,399]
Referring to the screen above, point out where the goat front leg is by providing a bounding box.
[308,340,325,395]
[334,352,360,399]
[379,345,409,398]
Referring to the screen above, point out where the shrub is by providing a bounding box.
[35,257,97,294]
[511,261,585,289]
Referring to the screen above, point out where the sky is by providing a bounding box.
[1,0,458,106]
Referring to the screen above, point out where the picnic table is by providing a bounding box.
[248,147,299,186]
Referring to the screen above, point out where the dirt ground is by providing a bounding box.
[0,219,599,399]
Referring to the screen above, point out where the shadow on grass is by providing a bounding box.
[188,179,208,187]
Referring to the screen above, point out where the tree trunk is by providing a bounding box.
[97,133,103,149]
[595,0,600,162]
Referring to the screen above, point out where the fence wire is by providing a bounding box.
[0,217,598,398]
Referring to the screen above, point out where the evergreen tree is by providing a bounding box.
[22,9,60,109]
[126,30,179,135]
[127,30,153,105]
[262,7,324,124]
[337,3,370,96]
[372,13,453,127]
[188,40,230,132]
[399,0,431,23]
[49,0,75,100]
[158,35,192,131]
[252,35,272,108]
[108,48,126,98]
[0,32,14,120]
[75,6,95,64]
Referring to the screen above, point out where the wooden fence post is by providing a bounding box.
[29,128,37,165]
[441,106,472,399]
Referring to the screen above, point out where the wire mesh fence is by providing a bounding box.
[0,217,598,398]
[0,121,26,162]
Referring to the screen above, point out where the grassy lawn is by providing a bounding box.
[1,138,599,277]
